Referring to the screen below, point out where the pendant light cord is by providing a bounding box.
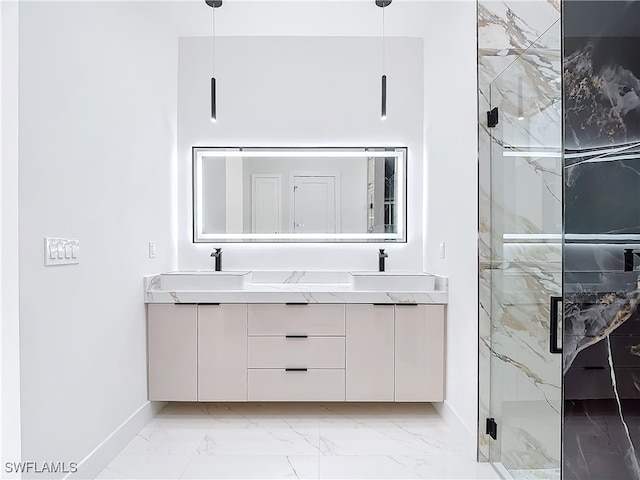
[212,5,216,77]
[382,4,386,75]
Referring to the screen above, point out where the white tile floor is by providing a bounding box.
[509,469,560,480]
[96,403,502,479]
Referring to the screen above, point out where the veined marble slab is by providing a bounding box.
[143,271,448,305]
[477,0,561,464]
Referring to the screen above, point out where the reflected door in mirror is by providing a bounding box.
[251,174,283,234]
[293,176,337,234]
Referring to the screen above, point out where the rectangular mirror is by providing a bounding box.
[193,147,407,243]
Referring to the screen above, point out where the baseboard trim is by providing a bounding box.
[63,401,166,480]
[432,400,477,460]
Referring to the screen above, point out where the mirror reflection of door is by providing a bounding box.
[292,175,337,233]
[251,174,282,233]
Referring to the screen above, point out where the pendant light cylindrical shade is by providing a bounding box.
[376,0,391,120]
[211,77,217,121]
[381,75,387,120]
[207,0,222,122]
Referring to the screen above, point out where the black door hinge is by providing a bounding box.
[486,418,497,440]
[487,107,499,128]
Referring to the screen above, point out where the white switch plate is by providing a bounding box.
[45,237,79,266]
[148,241,156,259]
[439,242,446,259]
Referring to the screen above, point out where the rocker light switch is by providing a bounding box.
[45,237,80,266]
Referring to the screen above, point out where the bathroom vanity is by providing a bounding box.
[144,271,447,403]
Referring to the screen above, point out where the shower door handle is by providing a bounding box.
[549,296,562,354]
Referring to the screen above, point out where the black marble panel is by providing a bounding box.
[564,290,640,349]
[564,36,640,152]
[565,336,640,399]
[570,336,640,368]
[563,1,640,478]
[565,157,640,235]
[564,243,639,292]
[564,399,640,480]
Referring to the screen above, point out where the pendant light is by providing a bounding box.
[206,0,223,122]
[376,0,391,120]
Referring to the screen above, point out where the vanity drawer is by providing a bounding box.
[247,304,345,336]
[247,369,345,401]
[248,336,345,368]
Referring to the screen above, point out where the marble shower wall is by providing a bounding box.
[477,0,560,464]
[563,2,640,479]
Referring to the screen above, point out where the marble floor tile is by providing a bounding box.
[510,468,561,480]
[393,455,507,479]
[180,455,320,479]
[119,426,211,455]
[197,424,321,456]
[96,403,502,480]
[318,455,421,479]
[96,453,193,479]
[318,425,451,457]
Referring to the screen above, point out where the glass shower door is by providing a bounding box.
[488,20,562,479]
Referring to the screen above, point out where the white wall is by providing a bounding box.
[177,34,423,271]
[421,1,479,450]
[17,2,184,475]
[1,0,22,470]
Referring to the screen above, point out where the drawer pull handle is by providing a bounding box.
[396,303,418,306]
[285,368,308,372]
[285,302,308,306]
[285,335,308,339]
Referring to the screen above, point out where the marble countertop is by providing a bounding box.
[144,271,448,305]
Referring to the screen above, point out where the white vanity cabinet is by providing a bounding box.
[346,304,395,401]
[147,302,444,403]
[394,304,445,402]
[198,304,248,401]
[247,304,346,401]
[148,303,248,402]
[345,304,445,402]
[147,304,198,401]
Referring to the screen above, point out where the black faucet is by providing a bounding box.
[211,248,222,271]
[379,249,388,272]
[624,248,640,272]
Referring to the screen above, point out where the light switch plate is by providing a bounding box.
[45,237,80,266]
[149,241,156,259]
[439,242,446,259]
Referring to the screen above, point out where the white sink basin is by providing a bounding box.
[349,272,436,292]
[160,271,250,290]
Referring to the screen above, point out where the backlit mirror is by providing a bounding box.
[193,147,407,242]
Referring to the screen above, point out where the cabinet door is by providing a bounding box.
[148,304,197,401]
[395,304,444,401]
[346,304,394,401]
[198,304,247,401]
